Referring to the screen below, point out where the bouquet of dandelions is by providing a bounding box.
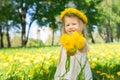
[60,31,85,79]
[60,31,85,56]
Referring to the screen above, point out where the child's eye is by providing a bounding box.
[66,24,69,26]
[72,23,76,25]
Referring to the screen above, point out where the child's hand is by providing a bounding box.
[67,48,76,56]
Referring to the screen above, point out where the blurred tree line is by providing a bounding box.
[0,0,120,48]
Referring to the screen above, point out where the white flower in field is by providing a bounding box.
[38,56,44,61]
[44,61,50,65]
[92,58,97,62]
[100,52,105,57]
[19,59,24,63]
[3,62,9,67]
[34,59,40,64]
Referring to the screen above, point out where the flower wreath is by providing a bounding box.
[60,7,88,24]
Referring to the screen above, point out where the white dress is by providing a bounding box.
[54,47,92,80]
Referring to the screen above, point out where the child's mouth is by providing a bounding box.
[69,30,76,33]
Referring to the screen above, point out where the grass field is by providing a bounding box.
[0,43,120,80]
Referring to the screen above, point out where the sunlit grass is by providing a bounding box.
[0,44,120,80]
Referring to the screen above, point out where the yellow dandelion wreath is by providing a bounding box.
[60,8,88,24]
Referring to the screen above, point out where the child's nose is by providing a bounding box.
[69,25,74,29]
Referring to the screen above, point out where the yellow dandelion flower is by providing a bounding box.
[110,75,114,79]
[61,34,74,50]
[117,71,120,76]
[60,34,69,44]
[106,74,110,78]
[43,69,50,74]
[67,47,76,56]
[29,70,34,76]
[90,64,95,69]
[96,70,101,74]
[60,31,85,56]
[72,31,85,50]
[60,34,76,56]
[100,72,107,76]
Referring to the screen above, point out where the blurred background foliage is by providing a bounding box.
[0,0,120,48]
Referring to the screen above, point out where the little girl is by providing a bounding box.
[54,8,92,80]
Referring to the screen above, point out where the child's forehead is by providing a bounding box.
[64,16,79,21]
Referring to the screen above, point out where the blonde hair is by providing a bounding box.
[61,13,88,53]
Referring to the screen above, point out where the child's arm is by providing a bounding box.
[58,46,63,64]
[58,52,61,64]
[79,40,89,53]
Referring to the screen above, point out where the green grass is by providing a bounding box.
[0,44,120,80]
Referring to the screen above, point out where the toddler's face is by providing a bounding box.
[64,16,84,35]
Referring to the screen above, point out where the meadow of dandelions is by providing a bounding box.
[0,44,120,80]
